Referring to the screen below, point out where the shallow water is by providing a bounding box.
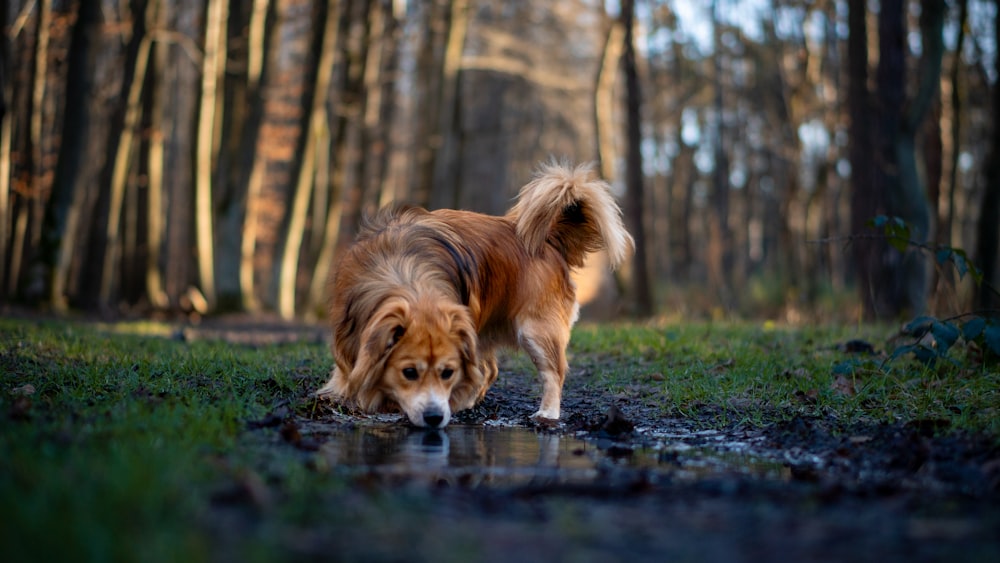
[313,424,787,487]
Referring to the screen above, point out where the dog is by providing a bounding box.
[316,162,634,427]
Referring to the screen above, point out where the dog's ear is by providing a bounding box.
[349,298,410,408]
[447,307,485,411]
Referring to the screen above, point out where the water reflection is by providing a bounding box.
[318,425,597,486]
[315,424,786,487]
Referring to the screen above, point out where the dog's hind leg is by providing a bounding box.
[518,321,569,422]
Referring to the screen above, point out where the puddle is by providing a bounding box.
[309,424,788,487]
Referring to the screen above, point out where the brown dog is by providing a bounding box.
[316,162,634,427]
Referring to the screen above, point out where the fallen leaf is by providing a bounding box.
[711,358,735,372]
[599,405,635,437]
[830,374,856,396]
[839,339,875,354]
[793,389,819,404]
[10,396,32,420]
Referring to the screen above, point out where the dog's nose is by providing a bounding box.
[422,410,445,427]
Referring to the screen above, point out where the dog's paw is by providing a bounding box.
[531,410,560,428]
[314,386,337,399]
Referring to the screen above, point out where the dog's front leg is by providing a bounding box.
[476,354,499,402]
[316,364,349,399]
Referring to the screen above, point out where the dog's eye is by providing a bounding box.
[402,367,419,381]
[440,368,454,380]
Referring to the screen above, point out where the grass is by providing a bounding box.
[569,321,1000,432]
[1,316,998,561]
[0,318,325,562]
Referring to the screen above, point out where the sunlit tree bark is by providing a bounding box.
[594,16,623,182]
[408,0,452,207]
[193,0,228,310]
[428,0,468,211]
[931,0,969,313]
[278,0,340,319]
[100,2,155,309]
[243,0,314,310]
[160,2,201,312]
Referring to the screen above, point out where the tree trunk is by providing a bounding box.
[157,2,201,312]
[932,0,968,312]
[849,0,939,320]
[0,26,10,293]
[277,0,340,319]
[847,0,879,319]
[892,0,943,316]
[145,0,168,310]
[367,1,399,210]
[595,17,624,181]
[244,0,315,311]
[707,0,733,311]
[100,3,155,310]
[46,0,122,310]
[409,0,451,208]
[621,0,652,316]
[428,0,469,211]
[223,0,271,311]
[11,0,75,304]
[193,0,228,311]
[974,0,1000,313]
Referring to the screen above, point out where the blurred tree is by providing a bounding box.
[849,0,945,320]
[974,0,1000,312]
[1,0,996,321]
[707,0,733,311]
[242,0,314,311]
[622,0,653,316]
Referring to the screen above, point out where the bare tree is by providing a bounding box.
[242,0,315,310]
[975,0,1000,312]
[621,0,652,315]
[848,0,944,320]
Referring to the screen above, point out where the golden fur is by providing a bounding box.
[316,162,634,427]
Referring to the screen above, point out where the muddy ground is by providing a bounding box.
[173,317,1000,561]
[244,373,1000,561]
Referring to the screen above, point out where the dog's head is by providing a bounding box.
[347,295,484,428]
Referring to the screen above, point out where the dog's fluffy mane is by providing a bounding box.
[328,207,485,412]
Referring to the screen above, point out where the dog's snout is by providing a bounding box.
[422,410,445,428]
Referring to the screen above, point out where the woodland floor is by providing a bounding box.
[208,317,1000,563]
[3,313,999,562]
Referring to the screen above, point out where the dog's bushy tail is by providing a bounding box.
[508,161,634,268]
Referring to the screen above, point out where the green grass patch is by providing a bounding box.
[570,321,999,432]
[1,318,328,562]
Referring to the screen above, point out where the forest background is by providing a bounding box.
[1,0,998,324]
